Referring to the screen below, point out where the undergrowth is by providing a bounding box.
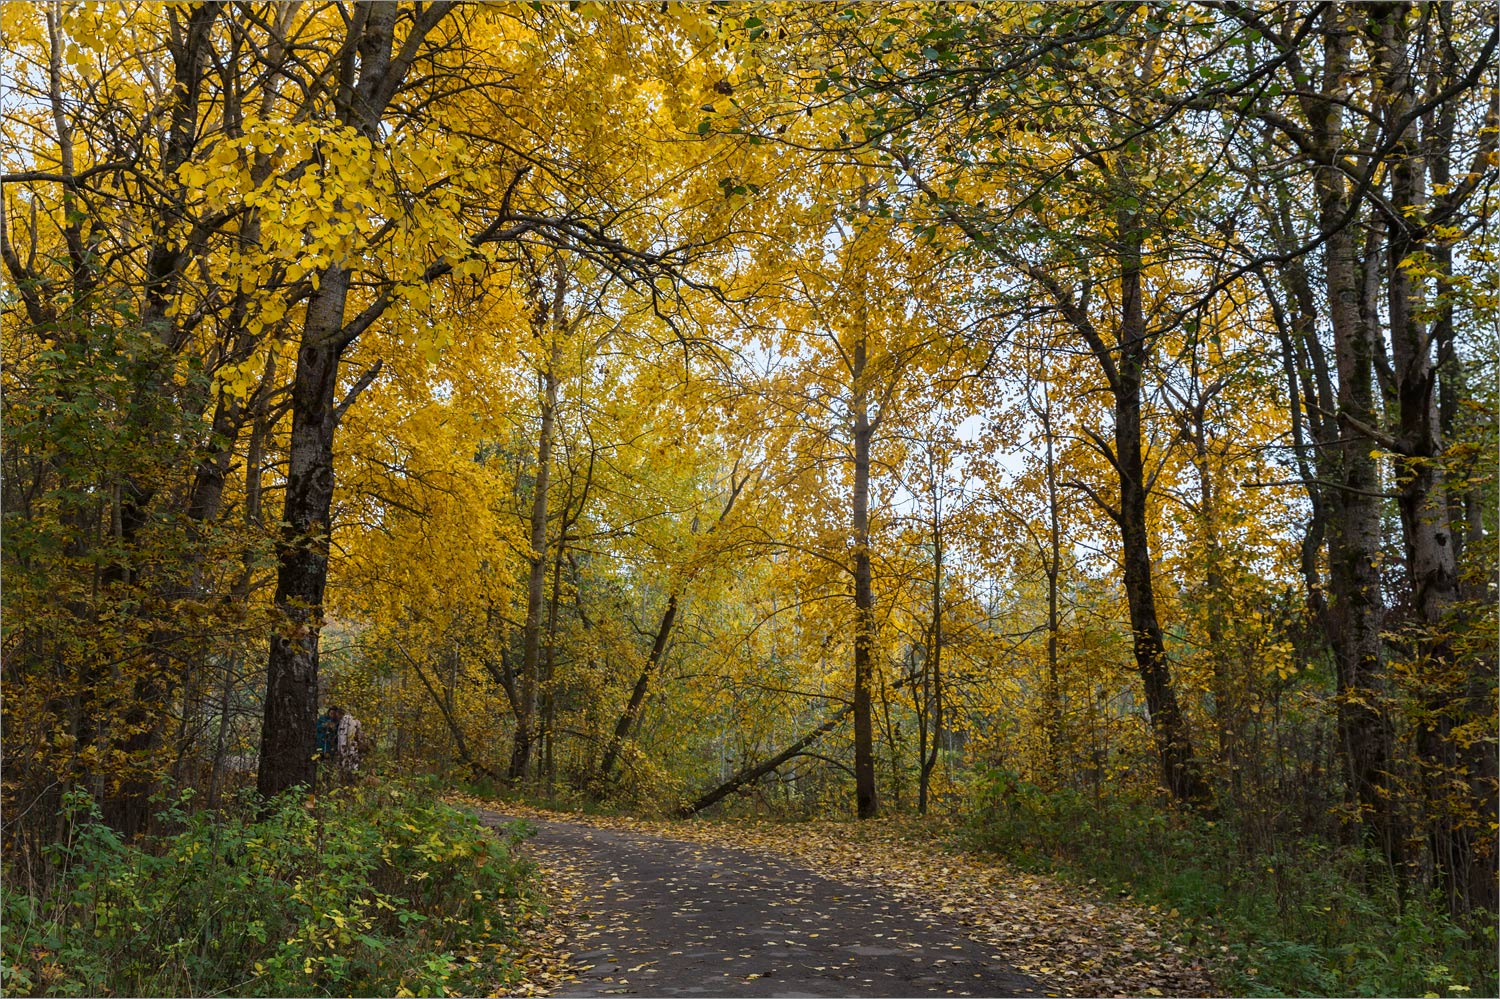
[1,781,539,997]
[462,776,643,819]
[966,770,1497,998]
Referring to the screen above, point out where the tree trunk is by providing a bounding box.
[1370,3,1494,913]
[1307,8,1395,860]
[598,596,677,781]
[510,359,558,781]
[598,465,747,785]
[540,531,567,786]
[851,339,878,819]
[914,648,931,812]
[1040,381,1065,762]
[1115,221,1211,807]
[92,0,221,837]
[1259,247,1336,648]
[258,267,352,800]
[917,496,943,815]
[1179,393,1236,774]
[402,643,499,782]
[680,705,855,817]
[255,1,454,802]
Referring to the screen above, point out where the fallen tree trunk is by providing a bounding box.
[678,704,854,817]
[598,595,677,781]
[600,467,753,786]
[397,641,500,782]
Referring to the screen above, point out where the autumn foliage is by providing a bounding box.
[2,2,1496,995]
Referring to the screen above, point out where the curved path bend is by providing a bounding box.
[480,811,1045,998]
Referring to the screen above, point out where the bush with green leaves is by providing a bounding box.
[966,769,1497,998]
[1,782,539,997]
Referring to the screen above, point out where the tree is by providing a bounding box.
[740,202,985,817]
[250,2,730,797]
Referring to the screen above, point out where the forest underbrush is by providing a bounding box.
[1,780,541,998]
[965,771,1498,999]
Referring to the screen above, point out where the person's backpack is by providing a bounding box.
[339,714,364,760]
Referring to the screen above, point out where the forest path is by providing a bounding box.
[478,809,1045,998]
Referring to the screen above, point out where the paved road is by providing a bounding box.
[480,812,1044,998]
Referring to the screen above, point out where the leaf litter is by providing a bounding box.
[463,797,1221,997]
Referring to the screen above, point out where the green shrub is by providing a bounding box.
[966,769,1497,998]
[1,782,539,997]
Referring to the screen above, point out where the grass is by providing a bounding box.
[963,770,1497,998]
